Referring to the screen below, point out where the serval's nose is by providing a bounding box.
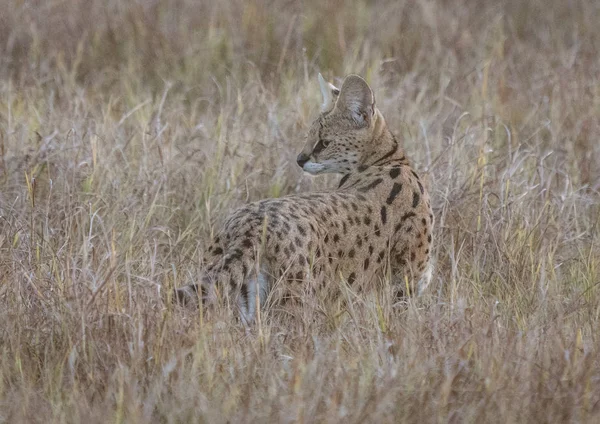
[296,153,310,168]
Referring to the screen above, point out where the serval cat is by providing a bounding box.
[175,74,434,324]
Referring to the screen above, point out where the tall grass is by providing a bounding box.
[0,0,599,422]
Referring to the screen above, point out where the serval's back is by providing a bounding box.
[175,74,434,324]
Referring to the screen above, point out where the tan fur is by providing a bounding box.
[175,75,434,324]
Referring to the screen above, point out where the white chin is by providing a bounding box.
[302,162,326,175]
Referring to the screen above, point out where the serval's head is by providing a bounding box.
[297,74,388,175]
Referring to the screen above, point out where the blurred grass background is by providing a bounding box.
[0,0,599,422]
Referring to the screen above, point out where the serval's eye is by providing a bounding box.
[313,139,331,155]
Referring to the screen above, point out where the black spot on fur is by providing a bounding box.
[369,245,374,255]
[356,235,363,247]
[275,244,280,254]
[394,212,417,233]
[380,206,387,225]
[374,225,381,237]
[389,167,401,179]
[296,271,304,281]
[412,191,421,208]
[363,258,370,270]
[338,174,351,188]
[297,224,306,236]
[358,178,383,192]
[242,239,252,249]
[411,252,416,261]
[418,181,424,194]
[377,250,385,263]
[213,247,223,255]
[295,237,303,247]
[401,211,416,221]
[348,272,356,285]
[386,183,403,205]
[348,249,355,258]
[333,234,340,243]
[428,234,432,243]
[364,216,371,225]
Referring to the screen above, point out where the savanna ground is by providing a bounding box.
[1,0,599,422]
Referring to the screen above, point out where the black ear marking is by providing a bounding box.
[332,88,340,95]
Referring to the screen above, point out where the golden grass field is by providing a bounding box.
[1,0,599,422]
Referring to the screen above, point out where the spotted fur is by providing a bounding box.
[175,74,434,324]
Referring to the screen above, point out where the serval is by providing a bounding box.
[175,74,434,324]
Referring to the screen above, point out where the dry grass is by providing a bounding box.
[1,0,600,422]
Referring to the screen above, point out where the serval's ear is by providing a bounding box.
[318,73,340,113]
[335,74,374,126]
